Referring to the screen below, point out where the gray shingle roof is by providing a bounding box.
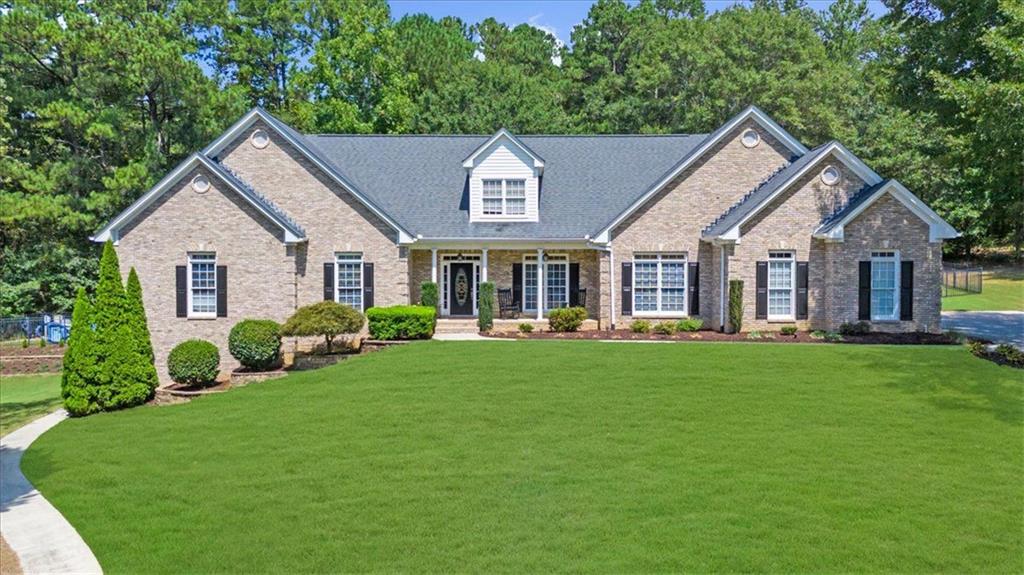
[816,179,891,233]
[701,142,834,238]
[208,160,306,239]
[303,133,707,239]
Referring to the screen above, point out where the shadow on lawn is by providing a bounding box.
[873,352,1023,426]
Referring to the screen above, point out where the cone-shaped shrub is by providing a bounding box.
[115,268,159,406]
[62,288,102,416]
[93,240,128,391]
[125,268,154,362]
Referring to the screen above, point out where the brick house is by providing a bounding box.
[93,106,958,376]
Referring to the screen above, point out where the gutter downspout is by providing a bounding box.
[719,246,727,332]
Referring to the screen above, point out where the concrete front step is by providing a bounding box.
[434,319,480,335]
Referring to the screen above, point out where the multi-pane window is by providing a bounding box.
[336,253,363,311]
[767,251,795,319]
[633,253,688,315]
[524,254,569,312]
[188,253,217,317]
[480,179,527,216]
[871,251,898,320]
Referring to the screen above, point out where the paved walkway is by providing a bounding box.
[942,311,1024,349]
[433,333,512,341]
[1,411,103,574]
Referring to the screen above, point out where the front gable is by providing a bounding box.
[815,180,958,243]
[465,134,542,223]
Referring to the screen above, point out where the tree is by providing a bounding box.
[119,267,159,404]
[281,301,365,353]
[125,268,154,362]
[62,287,101,416]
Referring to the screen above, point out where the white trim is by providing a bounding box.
[479,178,528,219]
[522,252,570,316]
[440,254,481,316]
[186,252,217,319]
[717,141,884,240]
[595,106,809,240]
[202,108,415,244]
[766,251,796,321]
[631,253,689,318]
[814,180,959,243]
[334,253,365,313]
[91,154,304,245]
[870,250,900,321]
[462,128,545,170]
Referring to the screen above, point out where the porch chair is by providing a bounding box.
[573,288,587,309]
[497,288,520,319]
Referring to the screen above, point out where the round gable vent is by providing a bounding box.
[820,165,841,186]
[250,129,270,149]
[191,174,210,193]
[741,129,760,148]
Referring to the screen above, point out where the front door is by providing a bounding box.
[449,262,475,316]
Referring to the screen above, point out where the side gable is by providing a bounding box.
[92,154,305,244]
[203,107,415,243]
[815,180,958,243]
[593,105,809,242]
[703,141,883,241]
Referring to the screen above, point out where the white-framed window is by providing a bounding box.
[336,253,363,311]
[187,253,217,318]
[767,251,795,320]
[481,179,527,216]
[523,254,569,312]
[633,253,688,316]
[871,250,899,321]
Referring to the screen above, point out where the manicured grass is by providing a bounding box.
[943,269,1024,311]
[0,374,62,436]
[23,342,1024,573]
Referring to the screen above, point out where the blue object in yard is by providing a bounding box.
[46,322,69,343]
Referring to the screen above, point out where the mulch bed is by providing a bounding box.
[487,329,960,345]
[0,344,66,375]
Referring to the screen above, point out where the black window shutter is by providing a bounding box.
[216,266,227,317]
[688,262,699,315]
[175,265,187,317]
[363,262,374,310]
[569,263,580,306]
[323,263,335,301]
[858,261,872,320]
[900,261,913,321]
[796,261,809,320]
[512,263,523,307]
[621,261,632,316]
[755,261,768,320]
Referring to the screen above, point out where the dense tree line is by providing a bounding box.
[2,0,1020,315]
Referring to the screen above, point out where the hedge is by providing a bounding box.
[229,319,282,370]
[366,305,436,340]
[167,340,220,386]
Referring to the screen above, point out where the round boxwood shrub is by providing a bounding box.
[228,319,282,370]
[167,339,220,386]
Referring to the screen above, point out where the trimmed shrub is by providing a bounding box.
[824,331,844,342]
[653,322,677,335]
[229,319,282,370]
[548,307,587,332]
[747,330,767,340]
[518,323,534,333]
[282,301,364,353]
[839,321,871,336]
[995,344,1024,368]
[967,340,988,358]
[631,319,651,333]
[478,282,495,332]
[125,268,154,362]
[780,325,798,336]
[63,287,101,417]
[367,305,436,340]
[420,282,439,309]
[728,280,744,333]
[168,340,220,387]
[677,318,703,332]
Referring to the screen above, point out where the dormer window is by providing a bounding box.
[483,179,526,216]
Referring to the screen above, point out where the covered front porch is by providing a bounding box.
[408,246,604,324]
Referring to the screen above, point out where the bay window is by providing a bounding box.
[633,253,688,316]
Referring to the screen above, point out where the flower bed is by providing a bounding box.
[487,329,960,345]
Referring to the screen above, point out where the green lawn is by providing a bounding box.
[0,374,62,436]
[23,341,1024,573]
[943,269,1024,311]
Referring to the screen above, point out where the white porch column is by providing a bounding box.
[481,248,489,283]
[536,248,544,320]
[430,248,438,284]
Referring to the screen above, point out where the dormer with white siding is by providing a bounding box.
[463,129,544,222]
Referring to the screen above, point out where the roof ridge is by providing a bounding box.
[212,161,306,237]
[306,133,707,138]
[701,159,795,234]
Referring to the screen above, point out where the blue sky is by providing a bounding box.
[388,1,889,47]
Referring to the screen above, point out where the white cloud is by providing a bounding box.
[527,13,564,67]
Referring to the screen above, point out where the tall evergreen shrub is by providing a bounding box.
[420,281,439,309]
[62,287,101,416]
[92,240,128,392]
[115,267,159,406]
[728,280,744,334]
[478,282,494,332]
[125,268,154,362]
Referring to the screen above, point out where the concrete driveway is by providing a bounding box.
[941,311,1024,349]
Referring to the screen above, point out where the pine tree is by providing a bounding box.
[62,287,101,416]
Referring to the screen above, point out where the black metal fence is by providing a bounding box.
[942,266,983,297]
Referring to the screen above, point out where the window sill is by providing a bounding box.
[632,313,689,319]
[187,315,218,321]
